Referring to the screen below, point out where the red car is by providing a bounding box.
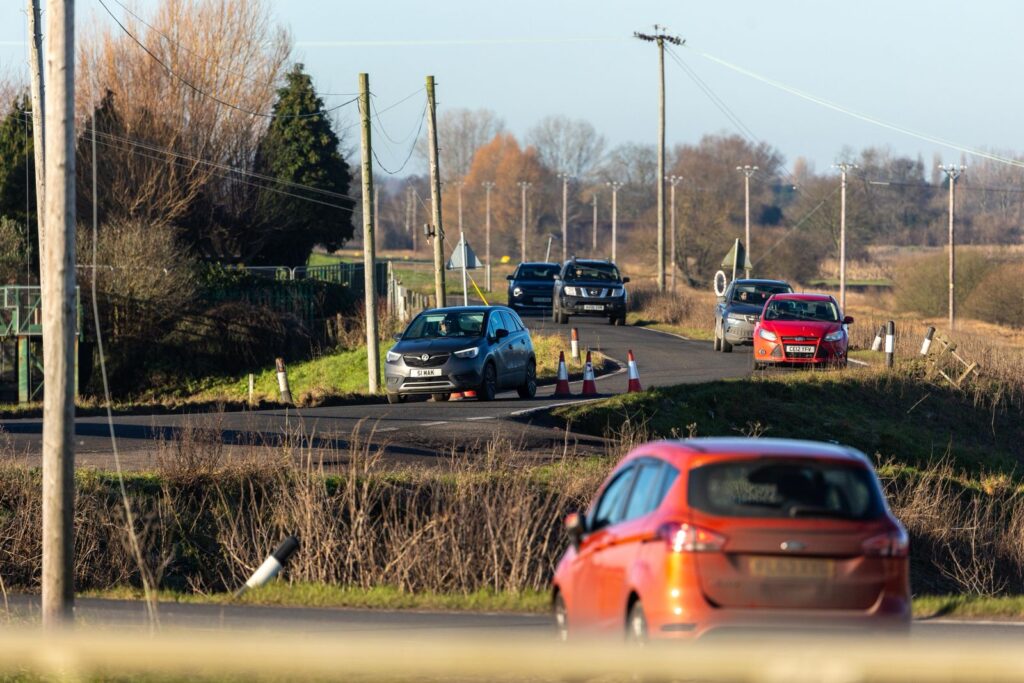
[752,293,852,369]
[552,438,910,641]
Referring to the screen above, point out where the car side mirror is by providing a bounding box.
[553,274,561,280]
[843,315,854,325]
[506,274,514,280]
[495,328,509,340]
[565,512,587,551]
[716,295,726,304]
[392,333,402,341]
[622,277,630,284]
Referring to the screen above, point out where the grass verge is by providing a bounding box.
[913,594,1024,620]
[83,582,550,614]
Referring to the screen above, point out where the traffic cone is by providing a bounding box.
[448,392,464,401]
[581,351,598,396]
[626,349,642,393]
[570,328,580,363]
[553,351,572,397]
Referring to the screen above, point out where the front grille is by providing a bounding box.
[745,314,759,324]
[403,352,451,367]
[403,377,452,387]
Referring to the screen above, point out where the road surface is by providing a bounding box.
[0,315,750,468]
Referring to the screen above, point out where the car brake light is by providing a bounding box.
[656,522,727,553]
[862,527,909,558]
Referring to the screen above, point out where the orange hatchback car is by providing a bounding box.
[552,438,910,640]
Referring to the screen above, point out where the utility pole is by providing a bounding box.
[373,184,380,251]
[41,0,75,628]
[404,184,412,249]
[634,26,681,292]
[591,192,598,253]
[425,76,445,307]
[482,181,495,291]
[606,181,623,262]
[358,73,379,393]
[28,0,46,273]
[736,165,758,277]
[667,175,682,292]
[454,179,464,235]
[559,173,571,262]
[518,181,531,262]
[833,163,858,313]
[938,163,965,330]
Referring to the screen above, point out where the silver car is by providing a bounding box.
[384,306,537,404]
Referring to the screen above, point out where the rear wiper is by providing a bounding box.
[787,505,856,519]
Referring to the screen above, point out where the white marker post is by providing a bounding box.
[885,321,895,369]
[920,326,935,356]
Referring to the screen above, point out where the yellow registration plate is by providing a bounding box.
[748,556,835,579]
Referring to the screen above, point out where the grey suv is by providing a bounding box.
[713,278,792,352]
[552,258,629,325]
[384,306,536,403]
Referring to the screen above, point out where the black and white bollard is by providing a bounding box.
[235,536,300,598]
[885,321,895,369]
[920,326,935,356]
[275,358,293,405]
[871,325,885,352]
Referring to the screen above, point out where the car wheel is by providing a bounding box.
[721,334,733,353]
[430,393,451,402]
[553,592,569,642]
[478,362,497,401]
[713,323,722,351]
[751,353,763,371]
[557,310,568,325]
[385,392,406,404]
[517,360,537,399]
[625,600,648,644]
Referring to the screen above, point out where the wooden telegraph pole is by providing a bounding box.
[28,0,46,269]
[425,76,446,308]
[41,0,76,628]
[358,73,379,393]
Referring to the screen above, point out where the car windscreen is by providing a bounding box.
[731,283,791,305]
[688,459,885,521]
[516,264,559,280]
[403,311,485,339]
[763,299,840,322]
[564,263,620,282]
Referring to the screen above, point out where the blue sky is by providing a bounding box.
[1,0,1020,175]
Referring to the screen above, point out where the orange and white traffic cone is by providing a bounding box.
[626,349,642,393]
[553,351,572,397]
[448,392,464,401]
[581,351,598,396]
[570,328,580,363]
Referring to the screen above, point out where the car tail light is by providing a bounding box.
[656,522,727,553]
[862,527,909,558]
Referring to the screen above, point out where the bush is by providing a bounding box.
[963,262,1024,328]
[893,250,992,317]
[0,216,25,285]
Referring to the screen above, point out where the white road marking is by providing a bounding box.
[374,427,399,433]
[635,325,693,342]
[920,619,1024,627]
[419,421,448,427]
[848,358,870,367]
[466,416,494,421]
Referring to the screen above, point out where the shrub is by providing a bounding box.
[893,250,992,317]
[963,262,1024,328]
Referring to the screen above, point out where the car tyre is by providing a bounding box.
[385,392,406,404]
[713,323,722,351]
[478,362,498,401]
[625,600,648,644]
[553,592,569,642]
[517,360,537,399]
[721,334,733,353]
[430,393,451,402]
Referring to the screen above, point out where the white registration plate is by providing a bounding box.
[786,345,815,354]
[534,297,552,303]
[583,304,604,311]
[410,368,442,377]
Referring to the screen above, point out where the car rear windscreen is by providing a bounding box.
[687,459,885,520]
[517,265,559,280]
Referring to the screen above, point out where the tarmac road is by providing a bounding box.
[0,314,751,469]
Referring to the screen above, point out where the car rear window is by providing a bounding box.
[516,264,559,280]
[687,459,885,521]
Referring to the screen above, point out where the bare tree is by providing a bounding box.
[526,115,606,179]
[418,108,504,182]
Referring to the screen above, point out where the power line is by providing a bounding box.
[95,0,358,119]
[339,86,424,133]
[369,104,427,175]
[754,186,841,266]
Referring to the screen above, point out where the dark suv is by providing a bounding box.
[552,258,629,326]
[714,278,793,352]
[506,262,560,312]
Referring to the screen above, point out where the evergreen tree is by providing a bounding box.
[0,95,35,226]
[251,64,355,265]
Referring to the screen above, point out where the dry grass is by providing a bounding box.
[627,283,716,339]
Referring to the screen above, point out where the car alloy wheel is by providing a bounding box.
[478,363,497,401]
[625,600,648,644]
[518,360,537,399]
[430,393,451,402]
[553,593,569,642]
[713,322,722,351]
[386,392,406,404]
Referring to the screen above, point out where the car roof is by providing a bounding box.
[565,258,615,266]
[732,279,790,286]
[768,292,834,302]
[630,437,868,467]
[517,261,558,267]
[423,305,511,314]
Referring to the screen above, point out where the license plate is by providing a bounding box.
[786,345,815,354]
[748,556,834,579]
[410,368,442,377]
[534,297,551,303]
[583,304,604,311]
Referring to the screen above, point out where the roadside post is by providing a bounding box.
[234,536,300,598]
[920,326,935,356]
[885,321,895,369]
[275,358,293,405]
[871,325,885,352]
[248,373,255,406]
[570,328,580,363]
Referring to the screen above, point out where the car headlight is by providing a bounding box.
[563,286,578,296]
[386,350,401,363]
[824,329,846,342]
[453,347,479,359]
[758,328,777,342]
[727,313,745,323]
[512,286,523,297]
[609,287,624,297]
